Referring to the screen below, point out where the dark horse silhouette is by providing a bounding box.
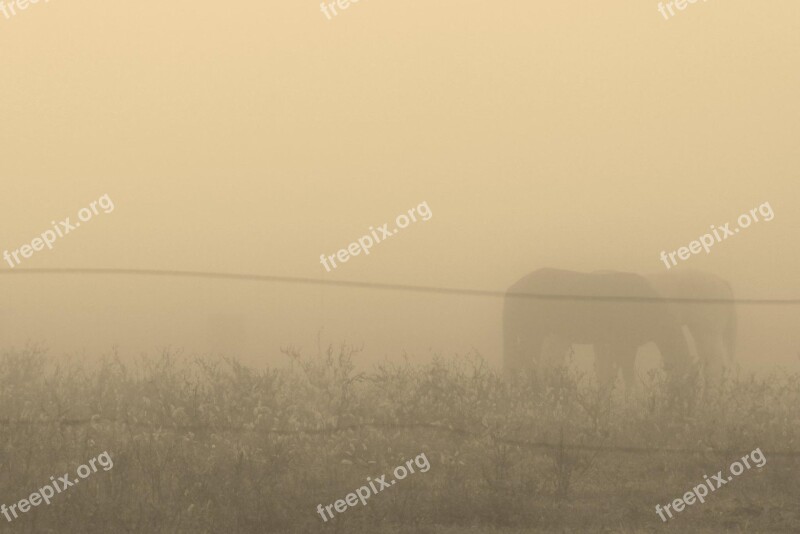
[503,268,691,389]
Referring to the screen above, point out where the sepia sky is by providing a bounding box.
[1,0,798,370]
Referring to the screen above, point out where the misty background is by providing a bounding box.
[1,0,798,373]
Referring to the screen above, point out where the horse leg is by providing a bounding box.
[593,343,618,389]
[618,344,638,394]
[540,334,570,380]
[697,333,726,391]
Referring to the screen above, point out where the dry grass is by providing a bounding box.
[0,344,798,533]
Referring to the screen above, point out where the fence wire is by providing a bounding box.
[2,267,800,304]
[2,417,798,458]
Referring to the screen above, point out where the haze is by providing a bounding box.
[1,0,798,373]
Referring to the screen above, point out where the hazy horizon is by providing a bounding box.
[2,0,799,372]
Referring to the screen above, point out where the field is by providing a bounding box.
[0,344,798,533]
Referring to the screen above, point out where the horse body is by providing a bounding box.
[503,268,691,388]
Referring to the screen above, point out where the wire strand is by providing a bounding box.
[1,267,797,304]
[1,417,797,457]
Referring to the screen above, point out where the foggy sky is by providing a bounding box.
[1,0,798,371]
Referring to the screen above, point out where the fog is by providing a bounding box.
[1,0,798,373]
